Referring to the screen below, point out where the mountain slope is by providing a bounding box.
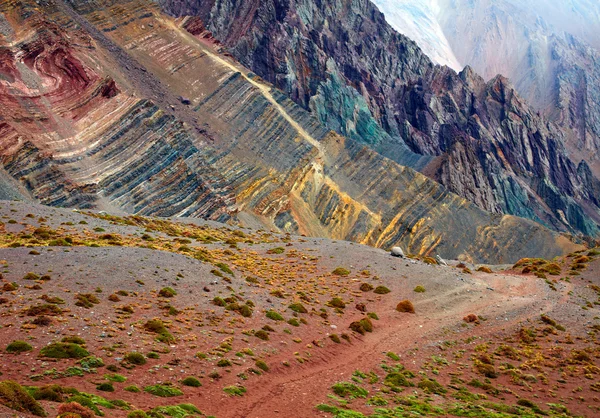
[0,0,582,263]
[160,0,600,238]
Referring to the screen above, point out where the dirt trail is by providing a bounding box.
[228,272,552,417]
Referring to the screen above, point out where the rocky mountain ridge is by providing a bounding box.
[0,0,582,263]
[159,0,600,238]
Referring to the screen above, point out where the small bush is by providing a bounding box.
[124,385,141,393]
[223,385,246,396]
[124,352,146,366]
[417,378,447,395]
[75,293,100,309]
[396,300,415,313]
[158,287,177,298]
[40,343,89,359]
[255,360,269,372]
[6,340,32,354]
[265,310,284,321]
[144,384,183,397]
[288,302,308,313]
[80,356,104,369]
[105,373,126,382]
[373,286,391,294]
[331,382,368,398]
[327,297,346,309]
[359,283,374,292]
[96,382,114,392]
[26,304,62,316]
[0,380,46,416]
[386,352,400,361]
[329,334,341,343]
[413,285,426,293]
[57,402,94,418]
[143,319,174,343]
[61,336,86,345]
[127,410,149,418]
[181,377,202,387]
[332,267,350,276]
[255,330,269,341]
[23,272,40,280]
[217,359,232,367]
[108,294,121,302]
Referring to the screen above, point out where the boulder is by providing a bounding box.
[390,247,405,258]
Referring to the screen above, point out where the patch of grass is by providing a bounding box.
[332,267,350,276]
[80,356,104,369]
[216,262,233,275]
[6,340,33,354]
[417,378,447,395]
[149,404,202,417]
[265,310,284,321]
[158,287,177,298]
[223,385,246,396]
[143,319,174,343]
[327,297,346,309]
[124,352,146,366]
[23,272,40,280]
[217,359,232,367]
[26,304,62,316]
[413,285,426,293]
[144,384,183,397]
[373,286,391,294]
[127,410,149,418]
[0,380,46,416]
[181,377,202,387]
[359,283,374,292]
[331,382,368,399]
[104,373,127,382]
[39,343,89,359]
[75,293,100,309]
[386,352,400,361]
[255,360,269,372]
[288,302,308,313]
[124,385,141,393]
[254,330,269,340]
[61,336,86,345]
[396,300,415,313]
[96,382,114,392]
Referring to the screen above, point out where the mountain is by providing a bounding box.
[372,0,600,178]
[0,0,580,263]
[159,0,600,239]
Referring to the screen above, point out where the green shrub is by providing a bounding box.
[181,377,202,387]
[255,360,269,372]
[359,283,374,292]
[331,382,368,399]
[6,340,33,354]
[124,385,141,393]
[80,356,104,369]
[40,343,89,359]
[0,380,46,416]
[417,378,447,395]
[61,336,86,345]
[332,267,350,276]
[374,286,391,294]
[265,310,284,321]
[96,382,114,392]
[329,334,341,343]
[143,319,174,343]
[413,285,426,293]
[144,384,183,397]
[255,330,269,340]
[217,359,231,367]
[385,372,414,388]
[327,297,346,309]
[223,385,246,396]
[23,272,40,280]
[104,374,127,382]
[75,293,100,309]
[288,303,308,313]
[158,287,177,298]
[386,352,400,361]
[147,352,160,359]
[216,262,233,275]
[150,404,202,417]
[124,352,146,366]
[127,410,149,418]
[267,247,285,254]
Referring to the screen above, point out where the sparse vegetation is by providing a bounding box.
[124,352,147,366]
[181,377,202,387]
[0,380,47,416]
[40,343,89,359]
[144,384,183,397]
[6,340,33,354]
[373,286,391,294]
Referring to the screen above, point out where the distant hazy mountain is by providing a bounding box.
[373,0,600,176]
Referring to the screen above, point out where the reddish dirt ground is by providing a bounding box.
[0,201,598,418]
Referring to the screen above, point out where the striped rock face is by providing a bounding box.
[0,0,583,263]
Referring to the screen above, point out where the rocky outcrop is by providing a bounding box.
[161,0,600,238]
[0,0,583,262]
